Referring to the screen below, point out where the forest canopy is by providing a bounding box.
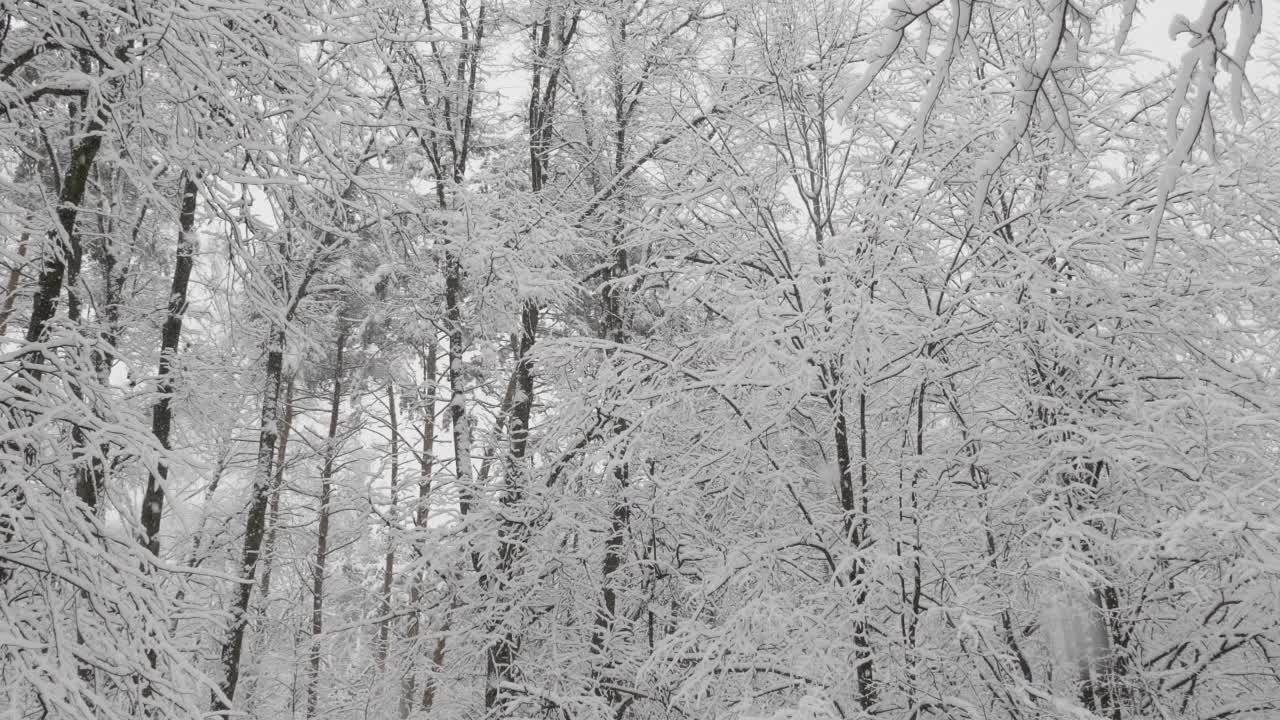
[1,1,1279,719]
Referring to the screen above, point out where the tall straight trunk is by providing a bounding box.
[588,21,636,712]
[821,297,874,711]
[445,253,474,517]
[213,327,286,715]
[480,9,571,705]
[854,390,875,709]
[809,158,874,709]
[898,382,927,712]
[141,172,199,556]
[402,344,439,717]
[259,378,295,600]
[239,378,293,713]
[413,2,487,709]
[590,240,632,715]
[830,387,873,705]
[376,382,399,673]
[819,372,875,714]
[307,329,346,719]
[446,249,487,711]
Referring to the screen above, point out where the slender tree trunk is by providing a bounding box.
[587,20,637,713]
[307,329,346,719]
[480,10,574,708]
[213,327,286,715]
[444,248,486,720]
[239,377,293,714]
[853,389,875,709]
[402,344,439,717]
[416,2,488,709]
[141,172,199,556]
[259,378,295,601]
[376,381,399,674]
[591,238,632,716]
[818,369,875,714]
[485,305,539,713]
[445,253,474,515]
[898,382,927,712]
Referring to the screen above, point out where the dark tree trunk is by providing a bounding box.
[376,381,399,674]
[141,172,199,556]
[307,328,346,719]
[587,17,638,714]
[213,327,286,715]
[445,252,473,516]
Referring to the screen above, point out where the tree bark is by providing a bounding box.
[445,252,474,517]
[480,9,574,709]
[213,327,286,715]
[307,328,346,719]
[588,18,636,712]
[141,172,199,556]
[402,343,439,717]
[259,378,295,601]
[376,381,399,674]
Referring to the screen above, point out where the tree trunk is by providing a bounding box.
[445,252,475,515]
[259,378,295,601]
[444,246,487,711]
[588,25,636,710]
[141,172,199,556]
[823,350,876,711]
[402,344,439,717]
[376,381,399,674]
[213,327,286,715]
[307,328,346,719]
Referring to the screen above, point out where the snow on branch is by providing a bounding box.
[836,0,946,119]
[1146,0,1260,271]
